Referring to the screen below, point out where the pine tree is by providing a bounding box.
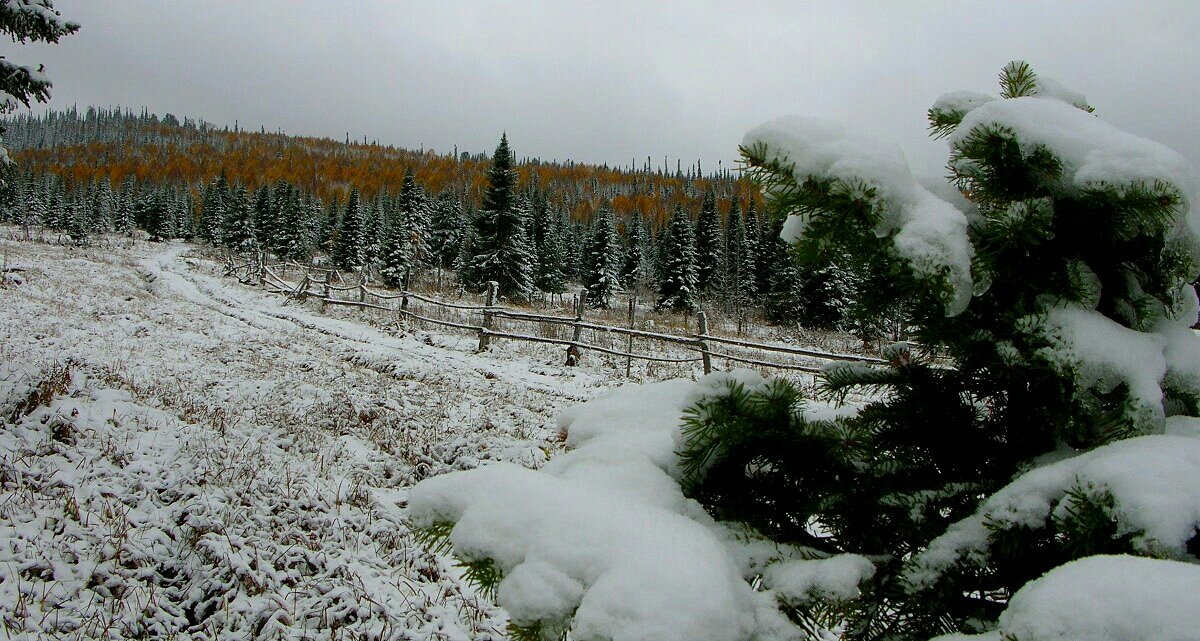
[466,134,535,300]
[379,199,411,287]
[429,189,464,271]
[0,1,77,193]
[252,185,274,250]
[723,199,756,314]
[677,62,1200,640]
[272,181,310,260]
[656,204,698,312]
[694,190,724,295]
[396,168,431,268]
[199,174,229,244]
[583,205,622,308]
[333,188,365,270]
[621,209,652,293]
[534,207,568,294]
[220,184,257,251]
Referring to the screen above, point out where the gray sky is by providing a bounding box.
[13,1,1200,175]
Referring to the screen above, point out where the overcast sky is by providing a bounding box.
[14,1,1200,175]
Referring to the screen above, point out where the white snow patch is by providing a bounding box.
[931,90,997,117]
[908,435,1200,588]
[764,554,876,604]
[944,555,1200,641]
[409,370,812,640]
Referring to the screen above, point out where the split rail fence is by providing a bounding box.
[226,256,886,377]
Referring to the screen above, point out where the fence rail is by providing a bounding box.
[225,256,887,376]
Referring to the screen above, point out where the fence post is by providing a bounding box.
[321,280,330,311]
[358,281,366,303]
[297,274,309,300]
[400,286,410,330]
[697,310,712,375]
[625,295,636,377]
[478,281,498,351]
[258,252,266,289]
[566,288,586,366]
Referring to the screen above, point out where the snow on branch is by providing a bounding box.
[742,116,975,316]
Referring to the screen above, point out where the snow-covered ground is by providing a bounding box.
[0,236,627,639]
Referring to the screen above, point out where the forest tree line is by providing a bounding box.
[1,107,866,332]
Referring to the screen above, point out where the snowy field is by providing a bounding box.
[0,235,642,639]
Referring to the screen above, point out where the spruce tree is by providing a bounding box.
[583,205,622,308]
[723,199,756,313]
[534,207,568,294]
[220,184,256,252]
[379,200,411,287]
[621,209,652,293]
[396,168,431,268]
[676,62,1200,640]
[252,185,274,250]
[466,134,535,300]
[428,189,464,272]
[333,188,365,270]
[656,204,698,312]
[0,0,77,193]
[694,190,724,295]
[200,174,229,244]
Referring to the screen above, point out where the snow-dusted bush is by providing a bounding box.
[409,62,1200,640]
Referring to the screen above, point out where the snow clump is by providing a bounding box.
[742,116,975,316]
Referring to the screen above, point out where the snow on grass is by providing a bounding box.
[0,235,625,639]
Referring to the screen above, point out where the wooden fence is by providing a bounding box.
[225,256,887,377]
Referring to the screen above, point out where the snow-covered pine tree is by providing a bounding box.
[534,207,568,294]
[199,174,229,244]
[252,184,274,250]
[333,187,365,271]
[62,191,88,245]
[676,61,1200,640]
[656,203,698,312]
[15,170,45,237]
[465,133,535,301]
[220,184,256,252]
[140,187,172,241]
[722,198,757,314]
[428,189,464,272]
[362,194,384,267]
[621,209,652,293]
[396,167,431,269]
[694,190,723,295]
[583,205,622,308]
[0,0,77,193]
[272,181,310,260]
[88,177,113,235]
[379,199,411,287]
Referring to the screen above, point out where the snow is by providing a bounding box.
[1034,289,1200,431]
[744,116,974,315]
[940,555,1200,641]
[764,554,876,604]
[409,371,798,641]
[1037,302,1168,426]
[951,97,1200,255]
[930,90,996,118]
[908,435,1200,589]
[0,236,623,639]
[407,366,892,640]
[1030,73,1089,111]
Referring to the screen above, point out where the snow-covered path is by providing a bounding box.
[0,237,611,640]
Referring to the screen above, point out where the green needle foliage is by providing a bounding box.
[678,62,1200,640]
